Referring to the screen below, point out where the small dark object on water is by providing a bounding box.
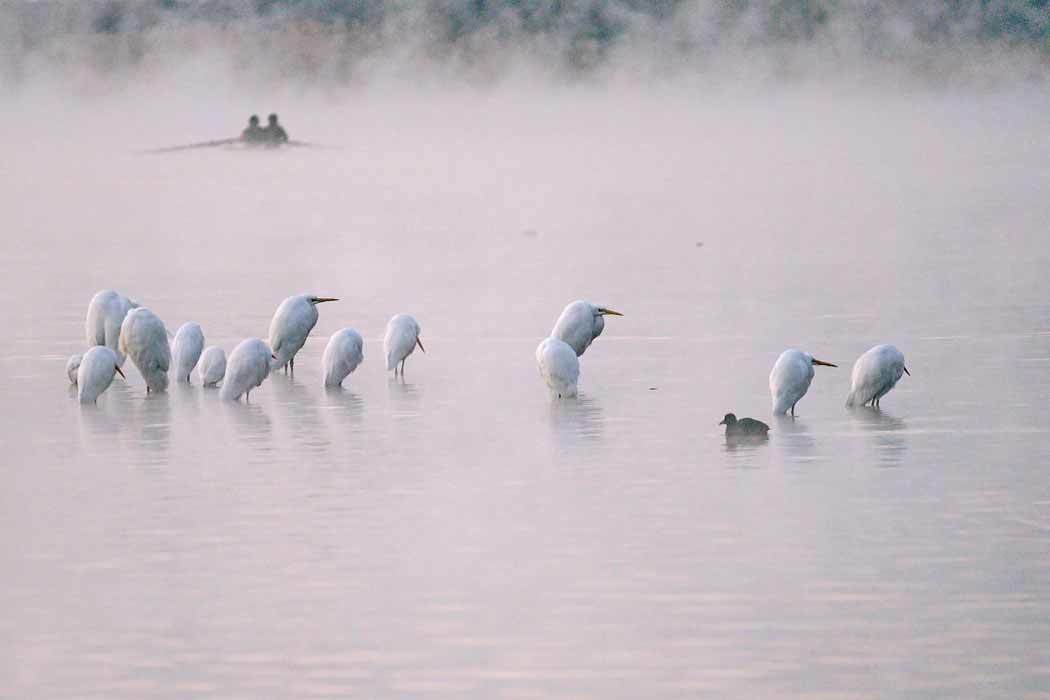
[695,241,704,247]
[719,413,769,438]
[522,229,538,238]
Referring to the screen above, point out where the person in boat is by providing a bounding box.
[261,113,289,145]
[241,115,265,144]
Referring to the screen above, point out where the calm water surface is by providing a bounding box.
[2,87,1049,698]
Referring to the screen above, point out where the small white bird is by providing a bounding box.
[846,344,910,409]
[66,354,82,384]
[551,300,623,357]
[171,322,205,383]
[383,314,424,376]
[268,294,338,374]
[85,289,138,366]
[536,336,580,398]
[119,307,171,394]
[322,328,364,388]
[769,349,838,416]
[220,338,274,401]
[77,346,125,403]
[198,346,227,387]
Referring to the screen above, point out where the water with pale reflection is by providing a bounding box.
[2,87,1050,698]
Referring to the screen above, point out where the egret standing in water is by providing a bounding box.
[171,322,205,383]
[77,346,125,403]
[220,338,274,401]
[383,314,424,377]
[66,354,82,384]
[551,300,623,357]
[268,294,338,374]
[85,289,138,366]
[769,349,837,416]
[119,307,170,394]
[846,344,910,409]
[536,337,579,398]
[198,346,227,387]
[322,328,364,388]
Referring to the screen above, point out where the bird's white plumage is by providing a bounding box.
[269,294,336,371]
[85,290,137,367]
[536,336,580,398]
[77,346,121,403]
[119,307,170,394]
[384,314,422,372]
[66,354,82,384]
[220,338,272,401]
[198,346,227,387]
[846,344,908,408]
[551,300,621,357]
[171,322,205,383]
[322,328,364,388]
[770,348,840,416]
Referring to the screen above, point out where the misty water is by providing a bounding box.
[3,85,1050,697]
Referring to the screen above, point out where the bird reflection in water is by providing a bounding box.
[549,393,604,445]
[270,373,329,456]
[851,406,908,467]
[771,415,818,464]
[132,392,173,466]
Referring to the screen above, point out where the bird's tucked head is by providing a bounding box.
[719,413,737,426]
[308,296,339,305]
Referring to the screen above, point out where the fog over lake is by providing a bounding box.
[2,2,1050,696]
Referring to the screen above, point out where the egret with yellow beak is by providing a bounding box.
[769,349,837,416]
[551,300,623,357]
[268,294,338,374]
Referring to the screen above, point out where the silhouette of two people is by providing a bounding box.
[241,113,288,146]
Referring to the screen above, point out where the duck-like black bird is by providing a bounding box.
[719,413,769,438]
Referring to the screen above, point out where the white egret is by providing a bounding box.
[268,294,338,374]
[198,346,227,387]
[383,314,424,376]
[119,307,170,394]
[171,322,205,383]
[85,289,138,366]
[66,354,82,384]
[551,300,623,357]
[220,338,274,401]
[536,336,579,398]
[846,344,910,409]
[769,349,838,416]
[719,413,770,438]
[322,328,364,388]
[77,346,125,403]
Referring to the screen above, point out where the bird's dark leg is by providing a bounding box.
[246,389,250,402]
[400,359,405,376]
[791,403,796,417]
[290,356,295,376]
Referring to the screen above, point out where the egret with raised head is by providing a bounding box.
[322,328,364,388]
[77,346,125,403]
[220,338,274,401]
[85,289,138,366]
[269,294,338,374]
[536,336,579,398]
[171,322,205,383]
[198,346,226,387]
[846,344,909,409]
[119,307,170,394]
[551,300,623,357]
[384,314,424,376]
[769,349,837,416]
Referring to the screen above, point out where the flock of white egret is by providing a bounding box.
[69,289,425,404]
[68,290,910,427]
